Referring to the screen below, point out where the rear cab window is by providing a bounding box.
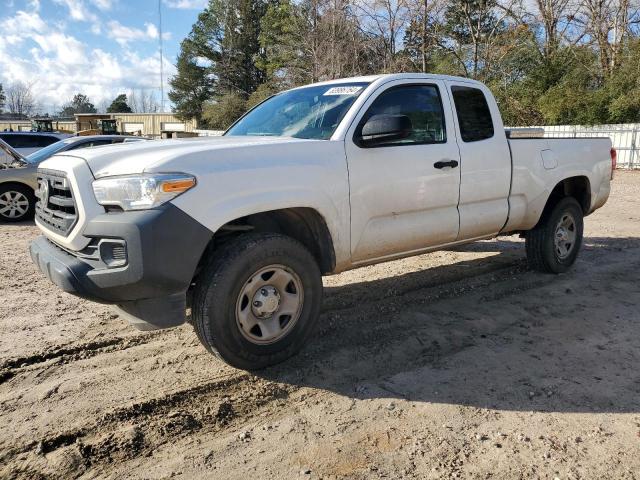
[451,86,494,142]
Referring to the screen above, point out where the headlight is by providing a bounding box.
[92,173,196,211]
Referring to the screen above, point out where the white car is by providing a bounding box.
[30,74,614,370]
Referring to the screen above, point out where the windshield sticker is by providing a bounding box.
[323,86,363,96]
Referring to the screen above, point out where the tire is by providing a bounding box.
[526,197,584,273]
[0,184,35,222]
[192,232,323,370]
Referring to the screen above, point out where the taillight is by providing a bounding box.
[610,147,617,180]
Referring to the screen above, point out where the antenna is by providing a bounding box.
[158,0,165,112]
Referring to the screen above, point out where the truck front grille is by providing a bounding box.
[35,169,78,236]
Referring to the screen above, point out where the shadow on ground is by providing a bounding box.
[257,236,640,414]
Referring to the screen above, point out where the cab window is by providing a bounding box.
[451,86,494,142]
[356,84,446,147]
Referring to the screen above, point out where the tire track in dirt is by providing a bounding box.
[0,254,522,382]
[2,371,301,479]
[0,332,167,385]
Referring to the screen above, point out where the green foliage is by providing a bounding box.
[106,94,132,113]
[246,82,278,109]
[202,93,248,130]
[169,38,214,122]
[257,0,311,88]
[58,93,97,118]
[170,0,268,125]
[603,40,640,123]
[534,45,640,125]
[169,0,640,128]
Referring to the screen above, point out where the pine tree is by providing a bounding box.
[58,94,97,118]
[169,0,268,123]
[258,0,312,88]
[168,38,214,122]
[106,94,133,113]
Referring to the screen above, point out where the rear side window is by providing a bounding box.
[451,86,494,142]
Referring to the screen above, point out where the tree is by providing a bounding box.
[106,94,132,113]
[194,0,267,96]
[258,0,383,87]
[167,0,640,128]
[6,82,36,117]
[129,89,160,113]
[169,38,214,121]
[58,93,97,118]
[258,0,313,88]
[202,93,248,129]
[0,84,5,114]
[403,0,449,72]
[353,0,412,71]
[169,0,268,122]
[441,0,517,79]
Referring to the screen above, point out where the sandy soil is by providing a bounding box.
[1,172,639,480]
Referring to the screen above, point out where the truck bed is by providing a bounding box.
[504,137,612,232]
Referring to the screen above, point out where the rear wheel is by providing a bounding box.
[526,197,584,273]
[0,184,35,222]
[192,232,323,370]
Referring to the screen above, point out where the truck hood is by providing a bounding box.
[48,136,324,178]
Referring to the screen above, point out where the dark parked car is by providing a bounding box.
[0,132,72,157]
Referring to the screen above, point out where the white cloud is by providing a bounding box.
[107,20,169,46]
[53,0,99,22]
[93,0,114,10]
[1,10,47,37]
[145,23,172,40]
[0,8,173,113]
[163,0,207,9]
[106,20,172,46]
[146,22,159,39]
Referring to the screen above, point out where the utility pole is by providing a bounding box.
[158,0,165,112]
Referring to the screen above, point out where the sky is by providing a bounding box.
[0,0,208,113]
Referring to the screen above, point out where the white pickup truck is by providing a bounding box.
[30,74,614,370]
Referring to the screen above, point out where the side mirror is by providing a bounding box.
[358,114,412,147]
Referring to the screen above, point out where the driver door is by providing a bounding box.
[345,80,461,264]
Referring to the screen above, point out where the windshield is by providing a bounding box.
[226,82,369,140]
[24,138,75,164]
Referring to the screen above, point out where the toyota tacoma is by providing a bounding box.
[30,74,614,369]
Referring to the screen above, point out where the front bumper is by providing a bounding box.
[30,203,212,330]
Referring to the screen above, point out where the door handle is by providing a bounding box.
[434,160,459,169]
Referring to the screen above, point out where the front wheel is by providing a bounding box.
[526,197,584,273]
[0,184,35,222]
[192,232,323,370]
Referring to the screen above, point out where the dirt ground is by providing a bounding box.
[1,172,639,480]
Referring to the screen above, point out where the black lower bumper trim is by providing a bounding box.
[30,203,212,329]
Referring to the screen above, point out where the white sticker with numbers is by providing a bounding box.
[323,86,363,96]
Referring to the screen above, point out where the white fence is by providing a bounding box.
[515,123,640,169]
